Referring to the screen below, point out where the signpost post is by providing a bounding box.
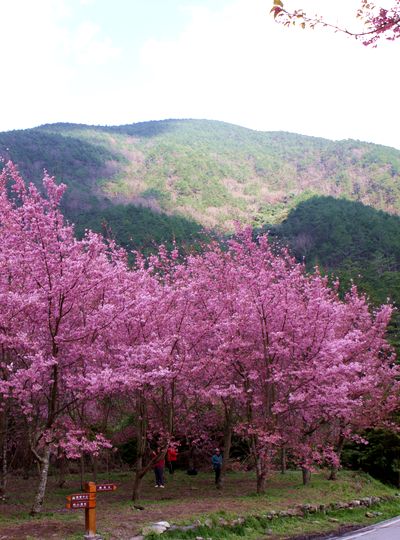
[65,481,117,539]
[84,481,97,538]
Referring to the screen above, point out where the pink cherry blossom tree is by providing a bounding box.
[177,229,399,492]
[0,162,128,513]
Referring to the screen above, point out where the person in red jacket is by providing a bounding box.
[166,446,178,474]
[152,448,165,487]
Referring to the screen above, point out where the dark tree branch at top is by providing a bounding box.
[270,0,400,46]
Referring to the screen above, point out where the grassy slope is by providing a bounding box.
[0,470,398,539]
[158,499,400,540]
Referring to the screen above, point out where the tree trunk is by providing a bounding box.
[244,379,267,494]
[255,454,267,494]
[106,449,111,480]
[132,455,144,502]
[328,467,338,481]
[132,392,148,502]
[131,450,160,500]
[30,445,51,515]
[302,467,311,485]
[91,454,98,483]
[57,456,67,488]
[188,443,195,470]
[220,407,233,486]
[329,435,345,481]
[80,455,85,490]
[30,350,58,514]
[0,409,7,501]
[256,463,267,493]
[280,447,287,474]
[221,426,232,477]
[23,443,32,480]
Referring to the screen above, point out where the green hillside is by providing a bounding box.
[273,197,400,352]
[273,196,400,303]
[2,119,400,306]
[276,196,400,271]
[1,119,400,235]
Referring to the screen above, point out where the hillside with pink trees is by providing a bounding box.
[1,161,398,513]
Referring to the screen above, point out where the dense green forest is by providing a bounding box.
[272,196,400,352]
[274,196,400,303]
[2,119,400,233]
[72,203,203,254]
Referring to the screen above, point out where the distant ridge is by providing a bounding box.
[1,119,399,232]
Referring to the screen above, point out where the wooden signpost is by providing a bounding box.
[66,481,117,538]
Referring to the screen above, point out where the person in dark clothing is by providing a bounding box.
[152,448,165,488]
[211,448,223,487]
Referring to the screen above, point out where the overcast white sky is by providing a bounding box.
[1,0,399,149]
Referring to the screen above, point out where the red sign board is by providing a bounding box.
[66,494,96,510]
[65,482,117,516]
[67,500,93,509]
[68,493,90,501]
[96,483,117,492]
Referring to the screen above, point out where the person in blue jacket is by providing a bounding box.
[211,448,223,487]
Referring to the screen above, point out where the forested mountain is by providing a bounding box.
[1,119,400,236]
[1,118,400,295]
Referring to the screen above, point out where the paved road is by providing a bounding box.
[329,516,400,540]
